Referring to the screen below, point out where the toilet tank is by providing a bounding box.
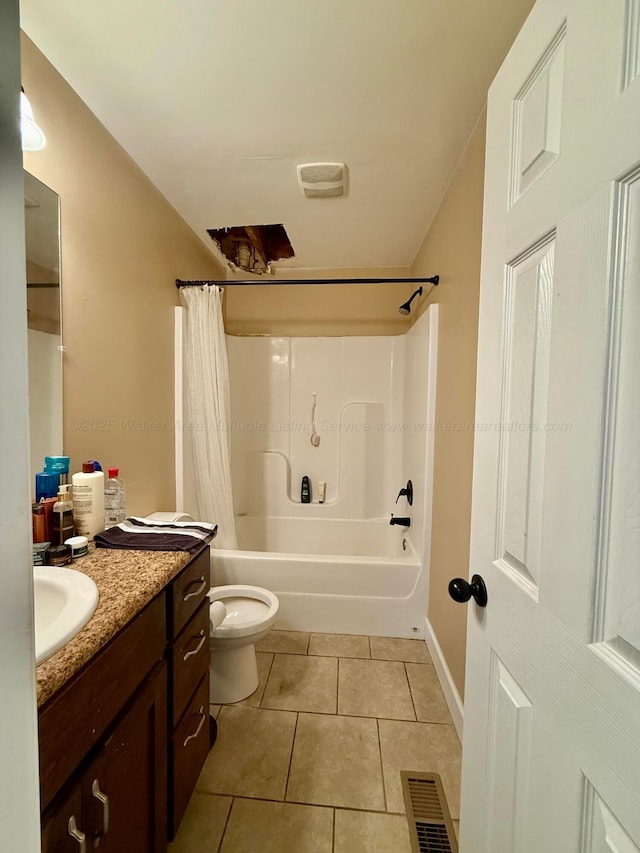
[145,511,195,523]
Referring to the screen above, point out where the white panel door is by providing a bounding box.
[460,1,640,850]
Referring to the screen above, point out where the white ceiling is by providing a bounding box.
[20,0,533,270]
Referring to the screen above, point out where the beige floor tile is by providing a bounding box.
[210,704,222,718]
[262,654,338,713]
[370,637,431,663]
[256,629,309,655]
[287,713,385,810]
[405,663,452,724]
[220,798,333,853]
[231,651,273,708]
[334,809,413,853]
[197,705,296,800]
[308,633,370,658]
[168,792,232,853]
[378,719,462,818]
[338,658,415,721]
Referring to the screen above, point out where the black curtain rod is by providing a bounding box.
[176,275,439,288]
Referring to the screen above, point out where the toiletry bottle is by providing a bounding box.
[318,481,326,504]
[35,471,59,503]
[301,475,311,503]
[44,455,71,486]
[40,496,57,543]
[52,484,74,546]
[32,502,45,543]
[72,461,105,539]
[104,467,126,527]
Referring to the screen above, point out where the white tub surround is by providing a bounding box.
[175,306,439,641]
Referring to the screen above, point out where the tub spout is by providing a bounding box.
[389,514,411,528]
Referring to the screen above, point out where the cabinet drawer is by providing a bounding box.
[169,675,211,839]
[168,548,210,640]
[170,599,210,728]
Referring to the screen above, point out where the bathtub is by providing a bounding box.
[210,516,427,638]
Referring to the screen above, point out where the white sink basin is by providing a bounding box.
[34,566,99,665]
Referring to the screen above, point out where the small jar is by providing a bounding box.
[65,535,89,559]
[48,544,72,566]
[33,542,50,566]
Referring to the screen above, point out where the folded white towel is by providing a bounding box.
[210,600,227,632]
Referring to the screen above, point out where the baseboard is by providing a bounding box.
[424,618,464,741]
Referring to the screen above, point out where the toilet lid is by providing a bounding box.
[221,596,269,627]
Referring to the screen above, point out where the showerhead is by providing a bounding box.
[399,286,423,315]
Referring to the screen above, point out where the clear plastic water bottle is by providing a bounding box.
[104,467,126,527]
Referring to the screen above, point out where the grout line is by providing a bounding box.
[332,807,336,853]
[336,657,340,715]
[217,703,454,726]
[403,662,418,722]
[376,718,388,813]
[332,804,406,816]
[258,652,277,709]
[368,635,372,658]
[224,793,407,817]
[216,796,235,853]
[283,711,299,802]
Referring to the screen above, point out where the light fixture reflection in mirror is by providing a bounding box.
[20,90,46,152]
[24,171,62,489]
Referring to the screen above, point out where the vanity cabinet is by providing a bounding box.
[166,546,211,839]
[41,662,167,852]
[39,546,212,852]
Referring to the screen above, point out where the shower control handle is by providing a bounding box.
[395,480,413,506]
[448,575,488,608]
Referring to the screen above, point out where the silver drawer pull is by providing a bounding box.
[183,706,206,747]
[183,576,206,602]
[68,816,86,852]
[183,630,207,661]
[92,778,110,835]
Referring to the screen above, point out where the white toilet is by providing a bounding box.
[209,585,279,703]
[145,512,280,704]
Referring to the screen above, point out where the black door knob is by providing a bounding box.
[448,574,488,607]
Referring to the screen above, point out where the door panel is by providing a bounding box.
[509,24,565,205]
[461,2,640,848]
[596,169,640,670]
[583,783,640,852]
[623,0,640,89]
[497,236,555,595]
[485,655,533,853]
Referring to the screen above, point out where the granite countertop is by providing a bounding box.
[36,545,196,708]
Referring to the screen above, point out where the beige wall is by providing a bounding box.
[224,267,417,336]
[21,34,225,515]
[411,111,487,699]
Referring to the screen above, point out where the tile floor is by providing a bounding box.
[170,631,461,853]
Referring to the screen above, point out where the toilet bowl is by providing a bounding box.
[208,585,279,704]
[144,513,279,704]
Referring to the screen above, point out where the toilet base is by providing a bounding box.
[209,643,259,704]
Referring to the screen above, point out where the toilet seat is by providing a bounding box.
[209,585,279,639]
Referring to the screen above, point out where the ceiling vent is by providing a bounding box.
[297,162,347,199]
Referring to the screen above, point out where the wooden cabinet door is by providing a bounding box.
[83,662,167,853]
[41,780,85,853]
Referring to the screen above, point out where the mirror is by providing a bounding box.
[24,171,63,486]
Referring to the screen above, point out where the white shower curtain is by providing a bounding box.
[180,286,238,549]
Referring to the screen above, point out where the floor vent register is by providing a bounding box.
[401,771,459,853]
